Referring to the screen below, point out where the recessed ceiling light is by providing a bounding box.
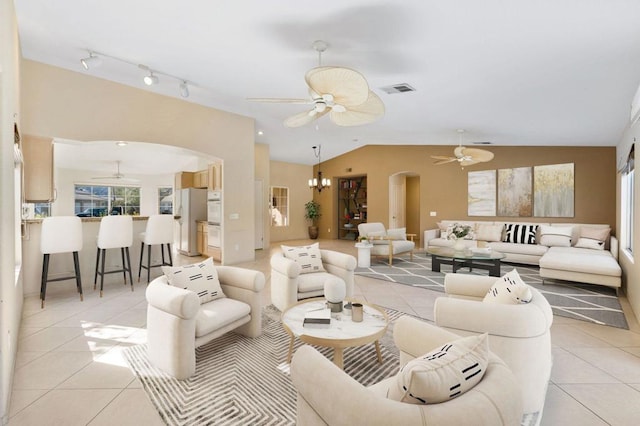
[257,130,264,135]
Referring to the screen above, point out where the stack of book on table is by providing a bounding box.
[303,307,331,329]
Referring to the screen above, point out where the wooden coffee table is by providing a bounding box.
[427,247,506,277]
[281,298,389,369]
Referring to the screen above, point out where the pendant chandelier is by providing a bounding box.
[308,145,331,192]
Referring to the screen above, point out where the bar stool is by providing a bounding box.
[94,215,134,297]
[40,216,83,308]
[138,214,174,284]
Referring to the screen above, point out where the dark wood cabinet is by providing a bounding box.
[338,176,367,240]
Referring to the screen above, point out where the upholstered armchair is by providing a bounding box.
[146,265,265,380]
[270,246,356,311]
[291,316,523,425]
[357,222,415,265]
[434,273,553,425]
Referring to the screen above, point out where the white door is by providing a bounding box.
[389,174,406,228]
[254,180,264,249]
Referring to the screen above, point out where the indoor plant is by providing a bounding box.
[304,200,321,239]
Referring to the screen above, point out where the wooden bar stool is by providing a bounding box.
[138,214,174,284]
[40,216,83,308]
[94,215,134,297]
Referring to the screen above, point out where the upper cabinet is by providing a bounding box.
[23,135,55,202]
[208,162,222,191]
[175,171,195,190]
[194,170,208,188]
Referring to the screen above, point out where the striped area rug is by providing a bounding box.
[124,306,403,426]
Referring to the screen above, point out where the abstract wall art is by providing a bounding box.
[467,170,496,216]
[534,163,575,217]
[497,167,532,216]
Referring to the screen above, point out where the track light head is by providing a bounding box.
[143,72,158,86]
[179,81,189,98]
[80,52,102,70]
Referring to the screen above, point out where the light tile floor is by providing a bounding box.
[8,239,640,425]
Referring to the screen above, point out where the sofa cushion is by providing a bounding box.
[575,238,606,250]
[195,297,251,338]
[486,241,548,256]
[475,223,504,242]
[371,239,415,256]
[387,333,489,404]
[504,224,538,244]
[540,247,622,276]
[162,257,225,304]
[387,227,407,240]
[483,269,533,304]
[574,227,611,250]
[296,272,345,293]
[539,225,573,247]
[281,243,325,274]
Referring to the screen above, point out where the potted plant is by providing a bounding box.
[304,200,321,239]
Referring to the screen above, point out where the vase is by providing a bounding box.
[453,238,466,251]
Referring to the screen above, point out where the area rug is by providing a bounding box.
[124,306,402,426]
[356,252,629,329]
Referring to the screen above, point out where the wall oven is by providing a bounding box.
[207,190,222,248]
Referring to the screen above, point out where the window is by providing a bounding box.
[74,184,140,217]
[32,202,51,218]
[158,187,173,214]
[622,145,634,254]
[270,186,289,227]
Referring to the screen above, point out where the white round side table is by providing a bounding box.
[354,242,373,267]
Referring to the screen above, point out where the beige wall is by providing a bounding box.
[255,143,270,249]
[20,60,256,265]
[0,0,22,420]
[270,161,313,242]
[314,145,617,241]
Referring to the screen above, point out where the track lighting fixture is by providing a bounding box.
[179,81,189,98]
[80,52,102,70]
[143,72,159,86]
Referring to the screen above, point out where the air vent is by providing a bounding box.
[380,83,416,94]
[472,141,492,145]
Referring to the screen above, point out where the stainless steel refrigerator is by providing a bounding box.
[177,188,207,256]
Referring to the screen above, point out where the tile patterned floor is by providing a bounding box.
[8,239,640,425]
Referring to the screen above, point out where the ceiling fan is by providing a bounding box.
[247,40,384,128]
[91,161,139,182]
[431,130,494,167]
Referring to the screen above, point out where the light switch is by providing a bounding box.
[430,211,437,217]
[230,213,239,220]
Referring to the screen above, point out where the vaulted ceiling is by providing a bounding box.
[15,0,640,167]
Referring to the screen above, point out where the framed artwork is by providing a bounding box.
[468,170,496,216]
[534,163,575,217]
[497,167,532,216]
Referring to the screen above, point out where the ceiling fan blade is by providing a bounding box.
[433,158,459,165]
[460,147,495,162]
[246,97,310,104]
[306,66,369,107]
[283,109,328,128]
[329,91,385,127]
[431,155,456,160]
[460,159,481,167]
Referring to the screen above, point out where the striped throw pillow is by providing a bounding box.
[503,224,538,244]
[162,257,225,304]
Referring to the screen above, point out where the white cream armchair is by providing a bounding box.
[291,316,523,425]
[145,265,265,380]
[270,249,356,312]
[434,273,553,425]
[357,222,415,265]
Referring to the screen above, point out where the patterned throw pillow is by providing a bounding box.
[162,257,225,304]
[387,333,489,404]
[503,224,537,244]
[483,269,532,304]
[539,225,573,247]
[281,242,325,274]
[574,227,610,251]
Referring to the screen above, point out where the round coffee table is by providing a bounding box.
[281,298,389,369]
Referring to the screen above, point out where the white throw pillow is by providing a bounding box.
[162,257,225,304]
[387,333,489,404]
[575,227,610,250]
[281,242,325,274]
[387,227,407,240]
[575,237,605,250]
[474,223,504,242]
[367,230,389,245]
[539,225,573,247]
[483,269,532,304]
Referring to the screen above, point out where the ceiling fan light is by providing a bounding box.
[143,72,158,86]
[179,81,189,98]
[80,52,102,70]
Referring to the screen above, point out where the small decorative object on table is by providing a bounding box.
[303,308,331,329]
[324,277,346,313]
[448,223,472,251]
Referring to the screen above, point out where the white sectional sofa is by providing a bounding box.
[424,220,622,290]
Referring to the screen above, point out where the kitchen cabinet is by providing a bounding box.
[194,170,208,188]
[23,135,55,202]
[208,162,222,191]
[175,171,195,190]
[196,221,222,261]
